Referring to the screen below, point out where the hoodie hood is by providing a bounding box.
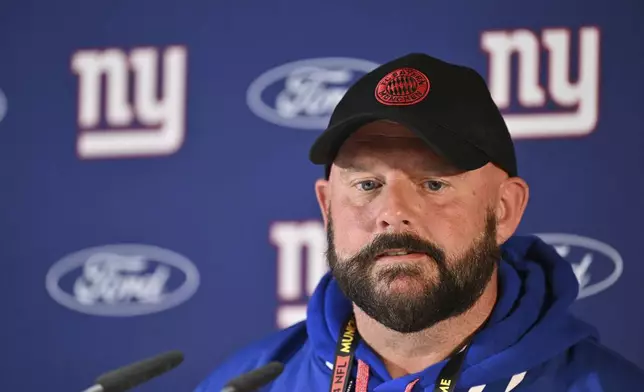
[305,234,599,390]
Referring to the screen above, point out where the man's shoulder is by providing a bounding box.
[192,321,309,392]
[567,338,644,386]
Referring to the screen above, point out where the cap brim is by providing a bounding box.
[309,113,491,173]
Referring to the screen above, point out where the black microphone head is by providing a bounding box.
[224,361,284,392]
[96,350,184,392]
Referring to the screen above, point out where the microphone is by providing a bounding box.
[220,361,284,392]
[80,350,184,392]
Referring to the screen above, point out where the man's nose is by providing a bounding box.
[376,182,422,232]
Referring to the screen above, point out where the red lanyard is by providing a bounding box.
[329,316,469,392]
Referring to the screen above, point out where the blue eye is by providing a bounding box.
[425,180,444,191]
[357,180,380,191]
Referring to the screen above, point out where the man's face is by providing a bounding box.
[318,121,503,333]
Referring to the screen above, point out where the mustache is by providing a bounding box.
[347,232,446,266]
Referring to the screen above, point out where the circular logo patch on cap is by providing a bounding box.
[375,68,430,106]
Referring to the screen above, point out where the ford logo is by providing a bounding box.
[536,233,624,299]
[45,244,200,317]
[0,88,7,124]
[246,57,379,130]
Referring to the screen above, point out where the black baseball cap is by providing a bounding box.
[308,53,517,178]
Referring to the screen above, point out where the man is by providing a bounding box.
[195,53,644,391]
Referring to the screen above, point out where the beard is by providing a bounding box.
[326,209,500,334]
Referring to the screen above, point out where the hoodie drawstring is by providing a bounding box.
[355,359,420,392]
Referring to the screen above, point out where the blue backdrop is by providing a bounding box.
[1,0,643,391]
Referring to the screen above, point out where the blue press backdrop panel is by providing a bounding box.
[1,0,643,390]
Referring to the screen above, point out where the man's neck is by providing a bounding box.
[352,273,498,379]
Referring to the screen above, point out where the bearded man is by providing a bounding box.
[194,53,644,392]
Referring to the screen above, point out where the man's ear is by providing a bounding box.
[495,177,530,244]
[314,178,330,228]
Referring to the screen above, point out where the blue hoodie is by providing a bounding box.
[194,236,644,391]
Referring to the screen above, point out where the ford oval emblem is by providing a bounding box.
[246,57,379,130]
[45,244,200,317]
[536,233,624,299]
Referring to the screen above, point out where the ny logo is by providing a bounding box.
[481,26,600,138]
[270,220,328,329]
[71,46,188,159]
